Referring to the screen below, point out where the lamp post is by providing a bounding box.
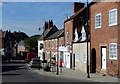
[39,26,45,67]
[86,0,90,78]
[56,37,59,75]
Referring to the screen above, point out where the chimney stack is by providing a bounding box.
[44,20,53,31]
[48,20,53,29]
[44,21,48,31]
[73,2,85,14]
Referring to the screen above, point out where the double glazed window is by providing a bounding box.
[109,9,117,26]
[95,13,101,29]
[95,8,117,29]
[109,43,117,60]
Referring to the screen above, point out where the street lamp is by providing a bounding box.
[39,26,45,67]
[56,37,59,75]
[86,0,90,78]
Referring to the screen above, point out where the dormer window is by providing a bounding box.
[81,26,86,41]
[74,28,78,42]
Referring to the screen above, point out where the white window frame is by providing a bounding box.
[109,9,117,26]
[109,43,117,60]
[75,53,80,61]
[55,39,57,49]
[66,32,69,44]
[52,39,54,49]
[95,13,101,29]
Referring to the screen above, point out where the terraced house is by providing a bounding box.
[46,29,64,66]
[90,1,120,77]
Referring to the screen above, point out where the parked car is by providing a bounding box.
[29,58,42,68]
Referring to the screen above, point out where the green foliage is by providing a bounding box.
[24,34,40,53]
[13,31,29,43]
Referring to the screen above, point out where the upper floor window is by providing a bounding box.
[39,43,43,50]
[55,39,57,49]
[66,32,69,44]
[81,26,86,41]
[109,9,117,26]
[95,13,101,29]
[109,43,117,60]
[52,39,54,49]
[74,28,78,42]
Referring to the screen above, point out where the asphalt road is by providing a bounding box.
[2,62,92,83]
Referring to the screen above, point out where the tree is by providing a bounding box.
[13,31,29,43]
[24,34,40,53]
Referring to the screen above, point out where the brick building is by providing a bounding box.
[46,29,64,65]
[90,2,120,77]
[64,2,91,70]
[0,30,5,49]
[38,20,58,61]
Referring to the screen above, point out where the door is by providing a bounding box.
[101,47,106,70]
[90,48,96,73]
[66,53,70,68]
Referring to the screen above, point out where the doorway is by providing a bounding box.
[101,47,106,70]
[91,48,96,73]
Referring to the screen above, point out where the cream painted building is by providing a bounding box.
[73,42,90,73]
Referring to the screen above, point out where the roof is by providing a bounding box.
[64,2,95,23]
[39,25,58,40]
[46,29,64,40]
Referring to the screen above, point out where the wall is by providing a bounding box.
[38,40,44,60]
[90,2,119,76]
[73,42,90,73]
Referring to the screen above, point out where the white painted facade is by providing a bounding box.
[73,42,90,73]
[38,40,44,60]
[59,45,71,68]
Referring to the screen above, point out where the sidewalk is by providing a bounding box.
[32,67,120,82]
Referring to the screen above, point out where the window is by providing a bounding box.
[81,26,86,41]
[66,32,69,44]
[55,39,57,49]
[75,53,80,61]
[52,39,54,49]
[109,9,117,26]
[109,43,117,60]
[39,43,43,50]
[74,28,78,42]
[95,13,101,29]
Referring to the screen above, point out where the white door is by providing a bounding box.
[102,48,106,70]
[66,53,70,68]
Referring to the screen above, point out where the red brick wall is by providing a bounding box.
[90,2,119,76]
[64,19,73,46]
[118,2,120,70]
[0,30,5,49]
[58,36,64,46]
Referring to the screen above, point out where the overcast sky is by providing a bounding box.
[2,0,92,36]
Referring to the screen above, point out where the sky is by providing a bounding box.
[2,0,92,36]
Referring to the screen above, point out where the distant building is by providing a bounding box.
[46,29,64,67]
[0,30,5,49]
[17,40,27,55]
[38,20,58,61]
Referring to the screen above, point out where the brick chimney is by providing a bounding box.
[44,21,48,31]
[48,20,53,29]
[73,2,85,14]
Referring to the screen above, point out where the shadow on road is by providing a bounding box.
[2,73,20,76]
[2,65,25,72]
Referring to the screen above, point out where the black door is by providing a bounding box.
[90,48,96,73]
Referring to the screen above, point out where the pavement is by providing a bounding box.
[30,66,120,83]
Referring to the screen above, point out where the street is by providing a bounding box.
[2,62,92,83]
